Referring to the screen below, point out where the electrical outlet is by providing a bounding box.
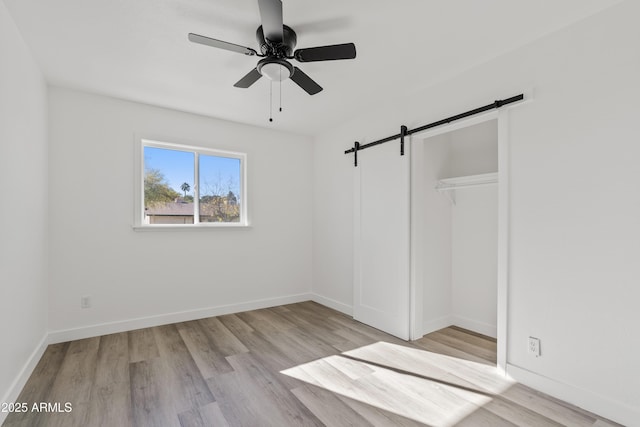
[528,336,541,357]
[81,296,91,309]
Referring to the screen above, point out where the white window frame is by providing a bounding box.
[134,138,248,229]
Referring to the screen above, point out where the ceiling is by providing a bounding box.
[4,0,621,136]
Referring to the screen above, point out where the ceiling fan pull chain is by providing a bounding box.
[269,80,273,122]
[279,67,283,112]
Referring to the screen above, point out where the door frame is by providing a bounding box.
[409,108,510,373]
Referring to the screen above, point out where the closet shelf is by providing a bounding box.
[435,172,498,204]
[435,172,498,191]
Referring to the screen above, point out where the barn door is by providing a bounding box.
[353,141,411,340]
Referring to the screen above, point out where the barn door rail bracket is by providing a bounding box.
[400,125,407,156]
[353,141,360,167]
[344,94,524,167]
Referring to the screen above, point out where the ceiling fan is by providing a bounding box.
[188,0,356,96]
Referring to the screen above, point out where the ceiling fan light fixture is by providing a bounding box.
[261,63,290,81]
[257,58,293,81]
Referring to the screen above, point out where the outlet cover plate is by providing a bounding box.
[81,296,91,309]
[528,336,541,357]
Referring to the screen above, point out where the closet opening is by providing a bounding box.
[411,114,508,371]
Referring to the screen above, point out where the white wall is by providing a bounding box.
[448,120,498,337]
[419,135,453,333]
[451,186,498,337]
[48,87,313,337]
[0,1,49,412]
[447,119,498,177]
[313,1,640,424]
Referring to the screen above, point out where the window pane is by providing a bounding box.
[199,154,241,223]
[143,146,194,224]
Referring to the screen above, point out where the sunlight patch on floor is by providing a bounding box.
[345,341,514,395]
[281,341,515,427]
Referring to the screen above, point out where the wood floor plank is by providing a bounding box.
[481,392,566,426]
[336,394,428,427]
[208,352,323,427]
[1,414,34,427]
[43,337,101,427]
[128,327,160,363]
[197,316,249,356]
[220,324,296,370]
[291,384,373,427]
[325,313,410,346]
[205,371,265,426]
[450,325,497,340]
[413,335,494,366]
[151,325,215,413]
[86,333,133,427]
[217,313,302,389]
[176,320,235,378]
[429,361,514,396]
[215,313,254,337]
[454,407,518,427]
[331,325,379,352]
[177,408,206,427]
[341,341,452,382]
[439,326,496,349]
[500,383,597,426]
[426,329,497,363]
[198,402,230,427]
[129,359,180,427]
[248,341,317,390]
[593,419,626,427]
[235,308,297,335]
[282,354,374,389]
[265,327,339,364]
[281,302,354,332]
[268,306,350,348]
[293,301,352,322]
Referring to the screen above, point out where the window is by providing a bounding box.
[135,139,247,228]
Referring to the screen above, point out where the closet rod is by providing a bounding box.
[344,94,524,158]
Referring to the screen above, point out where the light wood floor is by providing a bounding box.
[3,302,621,427]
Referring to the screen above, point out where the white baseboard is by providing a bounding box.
[309,293,353,316]
[0,333,49,426]
[451,315,497,339]
[48,293,313,344]
[422,315,454,336]
[507,363,639,427]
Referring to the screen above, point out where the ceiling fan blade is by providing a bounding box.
[188,33,257,56]
[294,43,356,62]
[234,68,263,88]
[257,0,283,44]
[290,67,323,95]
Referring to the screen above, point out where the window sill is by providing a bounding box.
[133,223,251,231]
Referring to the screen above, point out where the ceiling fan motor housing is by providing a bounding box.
[256,25,297,57]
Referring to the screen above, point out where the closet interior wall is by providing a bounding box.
[416,119,499,338]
